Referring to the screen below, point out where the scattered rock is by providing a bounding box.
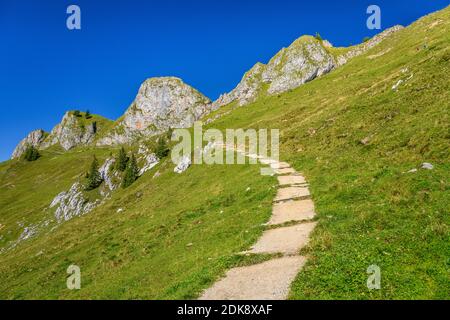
[392,79,404,91]
[360,136,371,145]
[407,168,418,173]
[116,208,123,213]
[421,163,434,170]
[153,170,161,178]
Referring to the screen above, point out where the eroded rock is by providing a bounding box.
[11,129,47,159]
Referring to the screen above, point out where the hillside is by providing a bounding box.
[0,6,449,299]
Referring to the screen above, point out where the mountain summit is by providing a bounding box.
[97,77,211,146]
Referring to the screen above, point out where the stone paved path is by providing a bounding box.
[199,143,317,300]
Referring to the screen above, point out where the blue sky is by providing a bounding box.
[0,0,448,161]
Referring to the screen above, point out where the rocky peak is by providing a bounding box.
[261,36,336,94]
[97,77,211,146]
[212,26,404,110]
[212,36,335,110]
[11,129,47,159]
[11,111,105,159]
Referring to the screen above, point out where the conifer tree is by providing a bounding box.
[115,147,129,172]
[85,156,103,190]
[121,153,139,188]
[85,110,92,119]
[155,137,170,159]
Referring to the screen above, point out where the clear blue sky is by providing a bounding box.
[1,0,448,161]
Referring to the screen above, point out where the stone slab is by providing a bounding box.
[247,222,317,255]
[273,167,296,175]
[277,175,306,186]
[268,199,315,225]
[270,162,291,169]
[274,187,310,202]
[199,256,307,300]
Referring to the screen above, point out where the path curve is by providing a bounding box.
[199,143,317,300]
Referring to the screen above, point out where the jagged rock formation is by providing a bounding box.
[11,111,105,159]
[97,77,211,146]
[41,112,98,150]
[11,129,47,159]
[212,63,265,108]
[212,26,403,110]
[50,182,101,223]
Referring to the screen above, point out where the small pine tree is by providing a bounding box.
[85,110,92,119]
[363,36,370,43]
[73,110,81,117]
[315,32,323,41]
[155,137,170,159]
[121,154,139,188]
[85,156,103,190]
[90,121,97,134]
[115,147,129,172]
[23,145,40,161]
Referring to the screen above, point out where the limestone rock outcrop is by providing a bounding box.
[97,77,211,146]
[212,26,403,110]
[41,112,98,150]
[11,129,47,159]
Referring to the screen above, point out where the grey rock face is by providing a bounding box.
[11,129,47,159]
[212,36,336,109]
[42,112,97,150]
[98,77,211,146]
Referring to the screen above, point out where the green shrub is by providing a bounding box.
[85,110,92,119]
[73,110,81,117]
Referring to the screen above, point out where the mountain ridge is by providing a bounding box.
[11,26,404,158]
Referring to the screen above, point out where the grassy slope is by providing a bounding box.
[0,145,275,299]
[204,7,450,299]
[0,7,448,300]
